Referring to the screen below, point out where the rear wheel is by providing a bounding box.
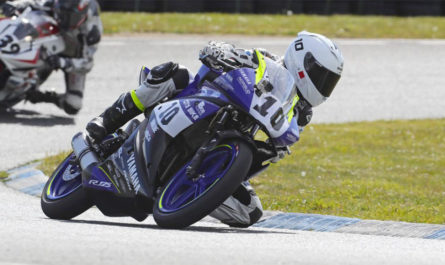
[41,153,93,220]
[153,139,253,229]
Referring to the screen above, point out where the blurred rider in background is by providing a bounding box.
[86,31,344,227]
[1,0,102,115]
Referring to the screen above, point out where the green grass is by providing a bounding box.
[102,12,445,38]
[37,151,71,177]
[0,171,7,182]
[251,119,445,224]
[32,119,445,224]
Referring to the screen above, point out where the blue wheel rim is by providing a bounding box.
[158,144,238,213]
[46,153,82,200]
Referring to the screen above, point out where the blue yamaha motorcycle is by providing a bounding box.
[41,52,299,228]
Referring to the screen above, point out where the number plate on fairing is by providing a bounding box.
[153,99,220,137]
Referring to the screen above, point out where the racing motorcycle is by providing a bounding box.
[0,7,65,109]
[41,52,299,228]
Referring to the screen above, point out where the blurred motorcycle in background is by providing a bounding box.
[0,7,65,110]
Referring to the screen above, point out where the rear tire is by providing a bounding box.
[153,139,253,229]
[41,153,93,220]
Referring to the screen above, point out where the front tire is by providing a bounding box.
[41,153,93,220]
[153,140,253,229]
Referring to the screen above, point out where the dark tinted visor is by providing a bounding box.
[55,8,85,29]
[304,52,340,97]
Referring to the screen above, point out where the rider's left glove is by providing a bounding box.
[46,55,70,70]
[1,2,17,17]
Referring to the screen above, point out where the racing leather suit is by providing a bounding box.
[86,41,312,227]
[2,0,102,114]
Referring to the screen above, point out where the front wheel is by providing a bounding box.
[153,139,253,229]
[41,153,93,220]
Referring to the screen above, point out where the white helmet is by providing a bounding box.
[284,31,344,107]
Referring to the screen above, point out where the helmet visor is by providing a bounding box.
[304,52,340,98]
[55,10,85,29]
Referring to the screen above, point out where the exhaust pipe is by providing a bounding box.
[71,132,99,170]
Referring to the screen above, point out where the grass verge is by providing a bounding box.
[102,12,445,38]
[29,119,445,224]
[0,171,7,182]
[37,151,72,177]
[251,118,445,224]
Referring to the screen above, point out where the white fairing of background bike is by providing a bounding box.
[0,8,65,103]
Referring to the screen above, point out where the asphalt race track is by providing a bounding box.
[1,35,445,264]
[2,183,445,265]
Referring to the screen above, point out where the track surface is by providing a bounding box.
[1,184,445,265]
[1,35,445,170]
[1,36,445,264]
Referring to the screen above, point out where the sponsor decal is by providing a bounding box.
[126,153,141,193]
[182,99,199,120]
[88,179,112,189]
[109,159,132,192]
[237,77,249,94]
[183,99,191,108]
[237,69,253,95]
[186,106,199,120]
[239,69,252,85]
[116,96,127,114]
[196,101,206,115]
[298,71,305,79]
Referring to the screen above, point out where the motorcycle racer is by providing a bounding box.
[86,31,344,227]
[1,0,103,114]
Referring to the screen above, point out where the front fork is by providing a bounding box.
[186,105,257,179]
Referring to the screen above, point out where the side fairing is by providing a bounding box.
[153,98,220,137]
[213,68,255,110]
[96,124,152,198]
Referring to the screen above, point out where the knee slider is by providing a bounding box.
[86,25,101,45]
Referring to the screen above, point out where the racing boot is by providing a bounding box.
[86,61,191,142]
[26,90,60,105]
[86,92,142,143]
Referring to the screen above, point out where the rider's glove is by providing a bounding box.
[1,2,17,17]
[295,98,313,127]
[46,55,70,70]
[199,41,234,61]
[199,41,255,71]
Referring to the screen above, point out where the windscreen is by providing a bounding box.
[13,10,55,40]
[266,62,298,114]
[13,22,39,40]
